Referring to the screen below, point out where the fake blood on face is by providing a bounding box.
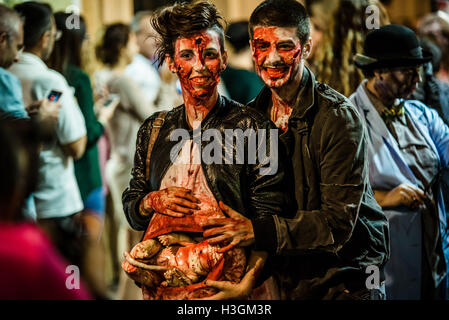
[252,26,302,88]
[173,30,224,108]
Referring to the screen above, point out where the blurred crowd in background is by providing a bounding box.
[1,0,449,300]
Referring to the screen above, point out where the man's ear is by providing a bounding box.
[165,54,177,73]
[301,37,313,59]
[221,49,228,72]
[249,38,255,57]
[0,32,7,46]
[40,30,51,50]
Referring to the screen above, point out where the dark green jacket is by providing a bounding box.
[249,67,390,299]
[66,65,103,201]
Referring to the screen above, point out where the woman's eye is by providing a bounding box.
[256,44,269,50]
[180,53,192,59]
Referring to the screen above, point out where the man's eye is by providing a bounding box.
[278,44,295,50]
[204,51,218,58]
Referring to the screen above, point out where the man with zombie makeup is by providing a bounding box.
[122,1,291,300]
[202,0,390,300]
[350,25,449,300]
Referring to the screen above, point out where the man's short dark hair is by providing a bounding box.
[249,0,310,45]
[151,1,226,67]
[14,1,52,50]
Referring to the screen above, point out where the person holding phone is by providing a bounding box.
[47,12,120,298]
[8,2,88,278]
[0,4,62,221]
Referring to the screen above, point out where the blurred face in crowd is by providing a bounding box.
[136,16,158,60]
[124,32,139,65]
[373,66,422,104]
[41,17,59,62]
[309,19,323,60]
[0,19,23,69]
[167,29,227,101]
[251,26,303,88]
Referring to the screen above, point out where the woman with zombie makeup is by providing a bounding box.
[351,24,449,299]
[121,1,291,300]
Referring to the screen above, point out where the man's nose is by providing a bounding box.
[266,48,282,65]
[415,69,422,83]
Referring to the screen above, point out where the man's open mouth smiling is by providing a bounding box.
[263,66,289,78]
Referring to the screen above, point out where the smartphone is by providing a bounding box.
[47,90,63,102]
[104,94,120,107]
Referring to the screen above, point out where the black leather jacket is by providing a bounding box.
[122,95,291,232]
[248,67,390,299]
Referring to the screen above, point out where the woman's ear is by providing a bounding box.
[165,54,177,73]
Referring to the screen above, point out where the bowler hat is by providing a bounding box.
[354,24,432,70]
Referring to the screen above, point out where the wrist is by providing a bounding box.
[139,193,154,217]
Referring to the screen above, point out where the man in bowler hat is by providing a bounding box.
[350,24,449,299]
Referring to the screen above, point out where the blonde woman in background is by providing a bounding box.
[307,0,390,97]
[95,23,156,300]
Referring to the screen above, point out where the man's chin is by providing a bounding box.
[263,76,289,89]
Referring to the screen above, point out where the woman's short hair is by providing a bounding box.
[150,1,226,67]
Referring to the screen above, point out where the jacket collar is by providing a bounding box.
[179,94,226,132]
[290,66,315,120]
[251,66,316,120]
[353,81,393,140]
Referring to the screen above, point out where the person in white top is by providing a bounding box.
[9,2,87,266]
[126,11,161,104]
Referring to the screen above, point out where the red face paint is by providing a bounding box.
[252,26,302,88]
[173,30,224,103]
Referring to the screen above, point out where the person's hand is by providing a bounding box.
[202,201,255,253]
[26,99,61,123]
[199,251,265,300]
[94,85,109,102]
[95,95,120,125]
[140,187,201,218]
[382,183,427,209]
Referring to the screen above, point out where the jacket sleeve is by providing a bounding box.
[252,104,368,255]
[247,118,293,249]
[122,117,155,230]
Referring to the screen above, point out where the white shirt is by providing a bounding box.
[125,53,161,103]
[9,53,86,219]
